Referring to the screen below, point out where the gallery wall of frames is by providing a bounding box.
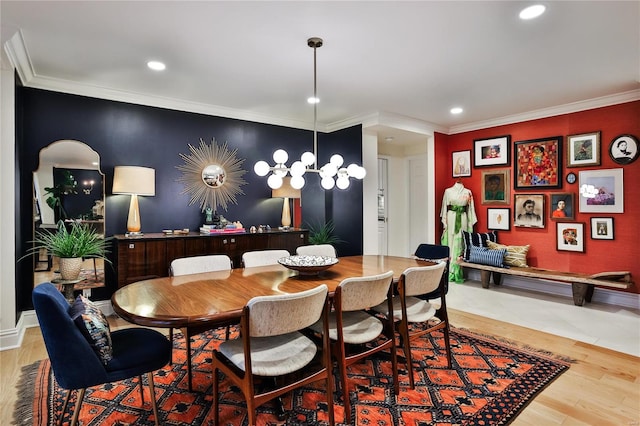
[435,100,640,294]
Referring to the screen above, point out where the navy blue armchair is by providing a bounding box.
[32,283,171,426]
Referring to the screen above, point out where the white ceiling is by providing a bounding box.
[2,1,639,147]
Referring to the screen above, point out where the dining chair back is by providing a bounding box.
[296,244,337,257]
[310,270,397,424]
[32,283,170,426]
[168,254,233,390]
[241,249,290,268]
[413,243,450,299]
[212,284,334,425]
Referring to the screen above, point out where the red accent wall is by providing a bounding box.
[435,101,640,294]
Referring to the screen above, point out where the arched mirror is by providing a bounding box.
[33,140,104,287]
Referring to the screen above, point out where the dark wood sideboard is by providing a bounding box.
[112,229,309,288]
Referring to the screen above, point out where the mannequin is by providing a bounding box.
[440,181,477,282]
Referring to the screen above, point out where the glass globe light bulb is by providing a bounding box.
[273,163,288,177]
[267,174,283,189]
[301,151,316,166]
[254,161,270,177]
[290,161,306,177]
[322,163,338,177]
[290,175,305,189]
[336,176,350,189]
[346,163,359,177]
[321,176,335,190]
[354,166,366,179]
[273,149,288,164]
[330,154,344,167]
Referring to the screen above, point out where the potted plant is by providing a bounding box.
[305,220,344,246]
[44,170,78,221]
[22,221,111,280]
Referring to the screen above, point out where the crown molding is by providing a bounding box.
[3,30,34,82]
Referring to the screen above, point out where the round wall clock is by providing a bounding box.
[609,134,639,165]
[566,172,576,184]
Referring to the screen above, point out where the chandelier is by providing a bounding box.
[254,37,366,190]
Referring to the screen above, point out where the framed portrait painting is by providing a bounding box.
[590,217,614,240]
[452,150,471,178]
[549,193,574,220]
[481,169,510,205]
[487,208,510,231]
[578,168,624,213]
[608,134,639,165]
[513,193,544,228]
[556,222,585,252]
[567,131,600,167]
[514,136,562,189]
[473,135,511,167]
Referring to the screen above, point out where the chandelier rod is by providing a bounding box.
[309,37,322,169]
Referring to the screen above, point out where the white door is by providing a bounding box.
[377,158,388,255]
[409,157,428,253]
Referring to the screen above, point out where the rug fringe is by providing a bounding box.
[12,363,41,426]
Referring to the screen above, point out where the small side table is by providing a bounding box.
[51,278,84,303]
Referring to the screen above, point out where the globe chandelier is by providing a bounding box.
[254,37,366,190]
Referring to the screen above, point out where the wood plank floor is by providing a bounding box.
[1,309,638,425]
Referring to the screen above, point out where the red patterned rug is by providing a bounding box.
[13,327,569,425]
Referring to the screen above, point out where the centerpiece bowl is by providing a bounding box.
[278,255,339,275]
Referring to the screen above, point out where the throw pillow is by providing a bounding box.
[69,295,113,365]
[462,230,498,260]
[468,245,506,268]
[487,241,530,267]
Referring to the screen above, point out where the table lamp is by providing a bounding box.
[112,166,155,236]
[272,177,301,228]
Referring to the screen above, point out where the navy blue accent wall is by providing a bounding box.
[16,87,363,309]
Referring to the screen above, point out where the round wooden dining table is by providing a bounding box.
[111,255,434,329]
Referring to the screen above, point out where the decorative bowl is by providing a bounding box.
[278,255,339,275]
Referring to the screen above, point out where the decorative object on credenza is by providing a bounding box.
[177,138,247,212]
[514,136,562,189]
[567,131,600,168]
[608,134,638,165]
[473,135,511,168]
[254,37,365,191]
[272,177,301,228]
[112,166,155,236]
[590,217,614,240]
[278,255,339,275]
[556,222,585,252]
[578,168,624,213]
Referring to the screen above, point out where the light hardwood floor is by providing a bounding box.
[1,307,638,425]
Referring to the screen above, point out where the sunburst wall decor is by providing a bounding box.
[176,138,247,212]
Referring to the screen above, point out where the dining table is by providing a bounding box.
[111,255,435,330]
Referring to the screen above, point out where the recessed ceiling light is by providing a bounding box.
[450,107,463,114]
[385,137,394,143]
[147,61,166,71]
[307,96,320,104]
[519,4,546,20]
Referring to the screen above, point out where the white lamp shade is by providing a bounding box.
[113,166,156,195]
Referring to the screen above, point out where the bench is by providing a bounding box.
[457,260,633,306]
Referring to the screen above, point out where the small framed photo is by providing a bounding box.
[556,222,585,252]
[578,168,624,213]
[608,134,639,165]
[452,150,471,177]
[487,208,511,231]
[514,193,544,228]
[473,135,511,167]
[514,136,562,189]
[567,131,600,167]
[549,193,574,220]
[590,217,614,240]
[481,169,510,205]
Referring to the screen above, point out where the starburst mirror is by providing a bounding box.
[177,138,247,211]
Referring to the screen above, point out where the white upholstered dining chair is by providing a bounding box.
[296,244,337,257]
[241,249,290,268]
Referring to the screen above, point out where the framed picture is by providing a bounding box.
[556,222,585,252]
[567,131,600,167]
[578,168,624,213]
[473,135,511,167]
[514,136,562,189]
[487,208,510,230]
[549,193,574,220]
[481,169,510,205]
[590,217,614,240]
[513,193,544,228]
[452,150,471,177]
[608,134,639,165]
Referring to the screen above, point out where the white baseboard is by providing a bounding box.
[0,300,115,352]
[465,270,640,309]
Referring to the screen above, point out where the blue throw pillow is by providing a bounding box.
[69,295,113,365]
[468,245,506,268]
[462,231,498,260]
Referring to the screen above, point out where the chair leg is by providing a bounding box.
[147,371,161,426]
[213,366,220,426]
[69,388,86,426]
[59,389,72,426]
[186,330,193,391]
[442,323,452,368]
[138,375,145,404]
[399,320,415,389]
[168,328,174,365]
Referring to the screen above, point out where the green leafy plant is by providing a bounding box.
[21,221,111,262]
[44,170,77,220]
[305,219,344,246]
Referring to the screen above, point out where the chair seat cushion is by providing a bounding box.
[372,296,437,323]
[218,331,317,377]
[311,311,383,344]
[68,295,113,365]
[105,328,171,382]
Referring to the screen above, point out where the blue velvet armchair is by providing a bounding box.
[32,283,171,426]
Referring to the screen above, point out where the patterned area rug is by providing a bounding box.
[13,327,569,425]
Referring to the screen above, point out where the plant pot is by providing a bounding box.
[59,257,83,280]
